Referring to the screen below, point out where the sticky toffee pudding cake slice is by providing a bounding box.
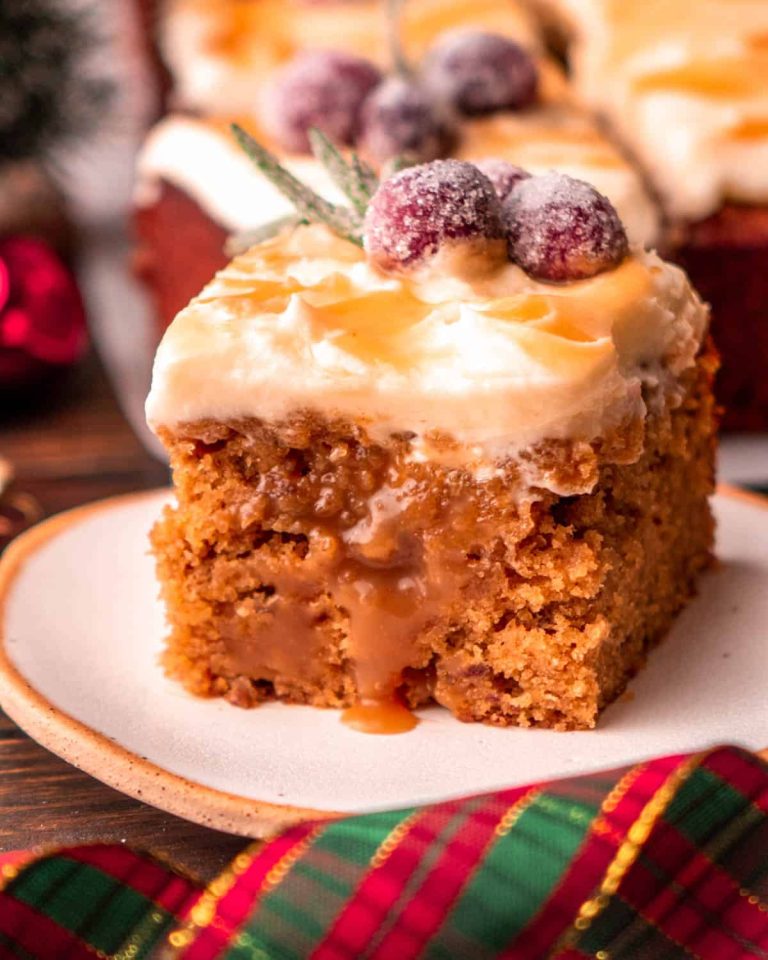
[146,151,716,732]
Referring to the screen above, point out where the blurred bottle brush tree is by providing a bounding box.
[0,0,111,165]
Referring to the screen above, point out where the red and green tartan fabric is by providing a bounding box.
[1,745,768,959]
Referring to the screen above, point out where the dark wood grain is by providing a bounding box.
[0,353,249,881]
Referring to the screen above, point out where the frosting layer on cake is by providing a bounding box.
[135,114,660,247]
[550,0,768,220]
[147,225,708,466]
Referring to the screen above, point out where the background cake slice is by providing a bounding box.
[134,115,348,333]
[146,155,715,731]
[540,0,768,429]
[134,11,661,333]
[156,0,542,117]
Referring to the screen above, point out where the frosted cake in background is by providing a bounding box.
[539,0,768,429]
[135,3,659,330]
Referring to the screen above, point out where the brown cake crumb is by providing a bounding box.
[151,341,717,731]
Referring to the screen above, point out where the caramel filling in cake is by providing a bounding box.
[193,436,634,706]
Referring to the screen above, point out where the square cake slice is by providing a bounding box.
[147,159,715,731]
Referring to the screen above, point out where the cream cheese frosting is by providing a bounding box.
[135,116,347,233]
[146,224,708,470]
[547,0,768,221]
[135,113,661,248]
[161,0,540,118]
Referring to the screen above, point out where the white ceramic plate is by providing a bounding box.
[0,487,766,838]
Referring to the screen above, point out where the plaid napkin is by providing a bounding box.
[1,745,767,959]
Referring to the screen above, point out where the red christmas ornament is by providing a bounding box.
[0,236,88,388]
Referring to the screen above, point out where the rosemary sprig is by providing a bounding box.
[224,214,299,256]
[384,153,418,177]
[307,128,378,217]
[352,152,380,199]
[231,123,364,246]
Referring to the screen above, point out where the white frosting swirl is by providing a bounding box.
[146,225,708,464]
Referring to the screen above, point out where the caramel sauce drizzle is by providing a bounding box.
[189,0,531,73]
[205,3,271,63]
[632,57,768,98]
[725,118,768,140]
[460,117,625,171]
[213,233,653,377]
[216,461,505,734]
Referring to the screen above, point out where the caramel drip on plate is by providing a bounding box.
[341,701,418,735]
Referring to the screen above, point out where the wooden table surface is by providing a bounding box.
[0,355,247,882]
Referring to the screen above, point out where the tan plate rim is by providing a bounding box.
[0,489,342,839]
[0,483,766,839]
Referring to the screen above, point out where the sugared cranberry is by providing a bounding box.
[505,173,629,282]
[358,76,455,164]
[363,159,505,272]
[423,30,538,116]
[265,50,382,154]
[474,159,531,202]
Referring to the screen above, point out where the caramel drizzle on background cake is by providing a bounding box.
[632,55,768,100]
[175,0,539,71]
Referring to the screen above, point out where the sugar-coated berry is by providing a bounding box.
[363,159,505,272]
[358,75,455,164]
[504,173,629,282]
[474,158,531,202]
[423,30,538,116]
[265,50,382,154]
